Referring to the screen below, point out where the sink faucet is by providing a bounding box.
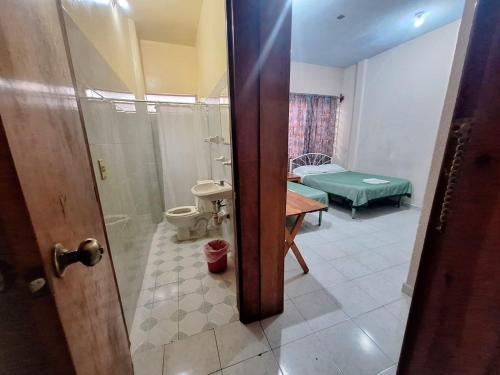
[218,180,224,186]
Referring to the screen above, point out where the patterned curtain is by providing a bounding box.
[288,93,338,159]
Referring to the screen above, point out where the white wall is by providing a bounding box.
[405,0,476,296]
[334,64,356,166]
[341,20,461,207]
[290,62,343,96]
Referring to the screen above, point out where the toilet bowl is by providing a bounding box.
[165,205,212,241]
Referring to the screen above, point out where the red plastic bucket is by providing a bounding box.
[204,240,229,273]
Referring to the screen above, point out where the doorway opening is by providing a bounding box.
[281,0,470,373]
[60,0,237,356]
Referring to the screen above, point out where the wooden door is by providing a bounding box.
[0,1,132,374]
[398,0,500,373]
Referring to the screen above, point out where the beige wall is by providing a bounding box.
[63,0,228,98]
[140,40,198,95]
[196,0,228,98]
[62,0,145,98]
[139,0,228,98]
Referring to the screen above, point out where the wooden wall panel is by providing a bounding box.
[398,1,500,373]
[226,0,262,322]
[227,0,291,321]
[258,0,291,317]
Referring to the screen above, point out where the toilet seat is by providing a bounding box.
[166,206,198,217]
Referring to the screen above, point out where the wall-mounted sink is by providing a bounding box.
[191,181,232,201]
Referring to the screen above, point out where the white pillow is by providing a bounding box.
[316,164,346,174]
[293,164,345,176]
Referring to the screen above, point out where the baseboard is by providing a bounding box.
[402,282,414,297]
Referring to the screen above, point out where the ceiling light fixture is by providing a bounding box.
[414,12,425,28]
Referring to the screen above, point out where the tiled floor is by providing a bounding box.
[133,204,419,374]
[129,221,238,355]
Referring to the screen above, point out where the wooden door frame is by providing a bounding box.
[226,0,291,321]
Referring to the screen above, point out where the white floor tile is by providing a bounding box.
[163,330,220,375]
[284,270,324,298]
[274,333,342,375]
[325,282,382,318]
[316,320,392,375]
[208,303,237,327]
[261,300,313,348]
[156,270,178,286]
[354,251,394,272]
[222,351,282,375]
[179,310,209,336]
[153,282,179,302]
[179,278,203,295]
[132,346,164,375]
[179,292,205,312]
[292,290,348,332]
[354,307,407,362]
[147,319,178,346]
[331,256,373,279]
[205,286,234,305]
[378,365,398,374]
[296,246,329,266]
[306,263,348,288]
[355,273,405,306]
[215,321,270,368]
[310,242,348,260]
[385,296,412,323]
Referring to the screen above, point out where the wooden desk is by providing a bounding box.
[286,191,328,273]
[287,173,301,183]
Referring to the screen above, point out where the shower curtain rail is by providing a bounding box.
[81,89,219,106]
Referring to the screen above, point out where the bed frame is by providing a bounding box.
[289,153,332,172]
[289,153,409,218]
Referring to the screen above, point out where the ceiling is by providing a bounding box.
[291,0,465,67]
[128,0,203,45]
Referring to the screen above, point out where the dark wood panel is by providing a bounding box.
[259,0,291,317]
[0,1,132,373]
[227,0,291,321]
[399,1,500,373]
[226,0,262,322]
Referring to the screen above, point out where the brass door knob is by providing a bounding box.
[53,239,104,277]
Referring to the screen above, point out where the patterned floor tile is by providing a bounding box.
[130,222,237,348]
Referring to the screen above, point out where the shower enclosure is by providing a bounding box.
[79,91,233,331]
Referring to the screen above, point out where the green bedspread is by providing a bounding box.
[302,171,411,207]
[287,181,329,206]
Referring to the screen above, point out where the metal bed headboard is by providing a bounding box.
[289,153,332,172]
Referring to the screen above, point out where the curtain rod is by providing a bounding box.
[290,92,339,99]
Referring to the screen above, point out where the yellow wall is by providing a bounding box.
[62,0,145,98]
[140,40,198,95]
[63,0,228,98]
[196,0,228,98]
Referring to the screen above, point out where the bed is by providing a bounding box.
[289,153,412,218]
[287,181,328,225]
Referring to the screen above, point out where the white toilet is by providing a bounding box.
[165,198,213,241]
